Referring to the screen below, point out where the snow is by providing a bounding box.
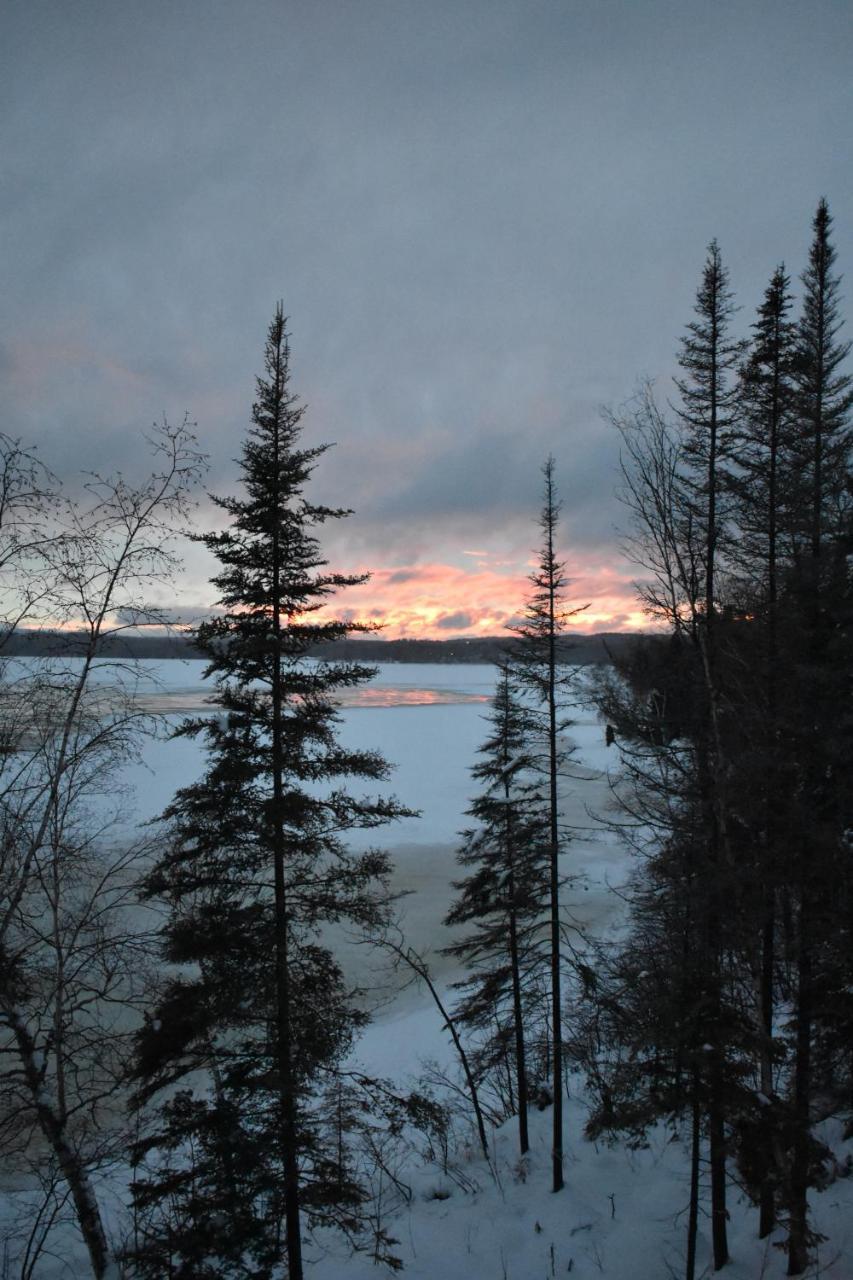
[89,661,497,842]
[3,660,852,1278]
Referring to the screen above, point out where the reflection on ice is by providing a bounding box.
[337,685,489,707]
[137,684,490,714]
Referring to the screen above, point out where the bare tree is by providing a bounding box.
[0,432,59,651]
[369,927,490,1164]
[0,420,204,1279]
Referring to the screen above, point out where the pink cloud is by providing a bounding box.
[314,558,652,639]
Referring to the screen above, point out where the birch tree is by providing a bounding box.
[0,421,203,1279]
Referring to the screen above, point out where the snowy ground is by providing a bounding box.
[4,660,852,1278]
[309,1103,853,1280]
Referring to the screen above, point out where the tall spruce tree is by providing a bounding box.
[675,239,744,633]
[510,457,584,1193]
[443,662,551,1156]
[729,265,798,1238]
[792,198,852,580]
[784,200,853,1276]
[130,308,409,1279]
[673,241,746,1270]
[732,265,797,610]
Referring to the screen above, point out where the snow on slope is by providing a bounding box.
[320,670,853,1280]
[3,662,852,1277]
[309,1095,853,1280]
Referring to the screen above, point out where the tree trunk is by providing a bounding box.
[695,728,729,1270]
[379,936,491,1163]
[686,1071,700,1280]
[10,1010,110,1280]
[760,427,779,1238]
[709,1067,729,1270]
[504,762,529,1156]
[706,852,729,1271]
[507,891,529,1155]
[272,784,303,1280]
[787,894,812,1275]
[547,546,564,1194]
[758,891,776,1238]
[270,338,304,1280]
[419,961,490,1162]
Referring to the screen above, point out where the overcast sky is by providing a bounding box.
[3,0,851,635]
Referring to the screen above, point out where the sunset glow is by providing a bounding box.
[18,552,653,642]
[316,558,652,640]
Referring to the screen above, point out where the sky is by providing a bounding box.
[3,0,852,638]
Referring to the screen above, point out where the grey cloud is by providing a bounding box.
[352,405,624,554]
[436,612,474,631]
[114,605,225,626]
[2,0,851,589]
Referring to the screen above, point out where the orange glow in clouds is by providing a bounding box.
[317,560,651,639]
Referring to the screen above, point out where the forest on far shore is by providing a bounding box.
[1,629,643,665]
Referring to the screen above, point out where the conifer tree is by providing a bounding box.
[675,239,744,632]
[784,200,853,1276]
[728,265,798,1237]
[672,241,746,1269]
[510,457,584,1193]
[583,643,756,1280]
[443,662,551,1156]
[598,211,852,1275]
[732,265,797,609]
[792,199,852,581]
[131,308,409,1279]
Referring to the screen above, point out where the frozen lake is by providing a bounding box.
[105,659,502,846]
[9,655,626,1081]
[23,656,619,1035]
[8,657,625,972]
[81,657,619,847]
[92,659,629,1062]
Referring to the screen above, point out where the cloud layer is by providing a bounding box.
[3,1,851,635]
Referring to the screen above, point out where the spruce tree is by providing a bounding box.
[729,265,798,1237]
[792,198,852,581]
[784,200,853,1275]
[510,457,584,1193]
[674,239,744,632]
[673,242,746,1270]
[443,662,551,1156]
[130,308,409,1279]
[732,265,797,610]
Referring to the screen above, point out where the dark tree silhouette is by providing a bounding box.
[510,458,585,1193]
[444,661,551,1156]
[784,200,853,1276]
[729,264,798,1238]
[131,308,409,1279]
[593,206,852,1278]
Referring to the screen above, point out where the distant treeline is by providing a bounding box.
[3,629,644,665]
